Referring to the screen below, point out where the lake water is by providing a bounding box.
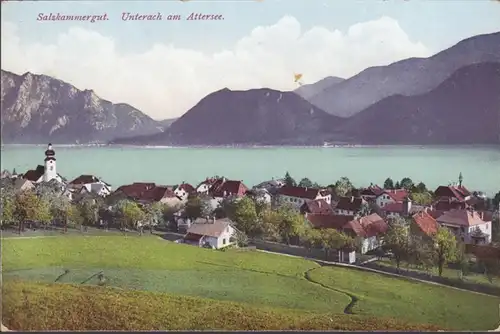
[1,145,499,196]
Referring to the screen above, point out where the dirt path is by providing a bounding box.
[303,267,358,314]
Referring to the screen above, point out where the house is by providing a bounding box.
[196,177,220,195]
[246,188,272,205]
[300,199,333,215]
[342,214,388,254]
[174,183,195,201]
[360,185,384,200]
[13,178,35,193]
[434,185,472,203]
[68,175,112,195]
[375,189,409,208]
[182,217,235,249]
[253,178,285,194]
[381,197,413,219]
[276,186,331,210]
[23,144,65,184]
[139,186,184,207]
[208,177,248,200]
[334,196,366,216]
[436,209,492,245]
[306,213,388,254]
[410,210,439,241]
[23,164,65,184]
[113,182,156,201]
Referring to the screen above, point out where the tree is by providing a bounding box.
[78,198,101,227]
[394,181,401,189]
[50,195,73,233]
[118,201,145,231]
[217,196,238,219]
[399,177,414,191]
[185,196,211,220]
[1,186,14,227]
[383,178,394,189]
[334,177,353,197]
[143,202,165,230]
[284,172,296,187]
[298,177,313,188]
[276,206,306,245]
[301,228,322,254]
[414,182,428,193]
[410,192,433,206]
[383,222,410,270]
[233,229,249,247]
[13,190,52,233]
[493,191,500,210]
[232,197,259,237]
[432,227,458,277]
[319,228,351,261]
[407,235,434,273]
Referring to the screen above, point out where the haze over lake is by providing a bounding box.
[1,145,499,196]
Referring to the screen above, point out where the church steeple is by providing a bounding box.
[43,143,57,182]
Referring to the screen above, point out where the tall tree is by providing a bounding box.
[185,196,211,220]
[276,206,306,245]
[383,222,410,270]
[13,190,52,233]
[334,177,353,197]
[383,178,394,190]
[302,227,322,254]
[458,172,464,187]
[432,227,458,277]
[51,195,73,233]
[119,201,145,232]
[319,228,351,260]
[410,192,433,206]
[399,177,414,191]
[284,172,297,187]
[233,197,259,237]
[414,182,428,193]
[394,181,401,189]
[298,177,313,188]
[1,186,14,227]
[493,191,500,210]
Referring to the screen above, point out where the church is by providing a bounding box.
[22,143,65,184]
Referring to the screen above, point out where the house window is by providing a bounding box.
[222,238,226,245]
[49,166,54,171]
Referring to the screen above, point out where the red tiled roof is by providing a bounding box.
[434,185,471,202]
[186,218,232,237]
[360,185,384,197]
[383,202,404,213]
[300,199,333,215]
[278,186,322,200]
[379,189,408,202]
[354,214,388,238]
[412,211,439,236]
[307,214,354,229]
[140,186,177,202]
[335,196,364,211]
[197,177,220,188]
[115,182,156,199]
[436,209,488,227]
[209,179,248,197]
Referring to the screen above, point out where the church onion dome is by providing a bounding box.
[45,149,55,156]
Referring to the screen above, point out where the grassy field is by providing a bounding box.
[375,258,500,287]
[2,235,499,330]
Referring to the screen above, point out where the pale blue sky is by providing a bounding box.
[3,0,500,54]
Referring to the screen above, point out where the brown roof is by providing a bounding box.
[306,214,354,229]
[360,185,384,197]
[434,185,471,202]
[140,186,177,202]
[350,214,388,238]
[115,182,156,199]
[379,189,409,202]
[300,199,333,215]
[69,174,110,186]
[184,232,203,242]
[278,186,323,200]
[433,199,469,211]
[177,183,195,193]
[23,165,45,182]
[436,209,488,227]
[209,178,248,197]
[197,177,220,188]
[412,211,439,236]
[335,196,364,211]
[186,218,231,238]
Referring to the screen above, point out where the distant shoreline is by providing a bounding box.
[2,144,500,150]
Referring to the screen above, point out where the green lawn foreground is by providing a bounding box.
[2,235,499,331]
[308,266,500,330]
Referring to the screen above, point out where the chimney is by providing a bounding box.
[305,187,308,191]
[351,196,354,203]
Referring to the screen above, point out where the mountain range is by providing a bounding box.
[1,32,499,146]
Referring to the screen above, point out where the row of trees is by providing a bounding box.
[383,217,499,281]
[0,182,177,234]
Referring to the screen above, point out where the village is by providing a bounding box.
[1,144,500,291]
